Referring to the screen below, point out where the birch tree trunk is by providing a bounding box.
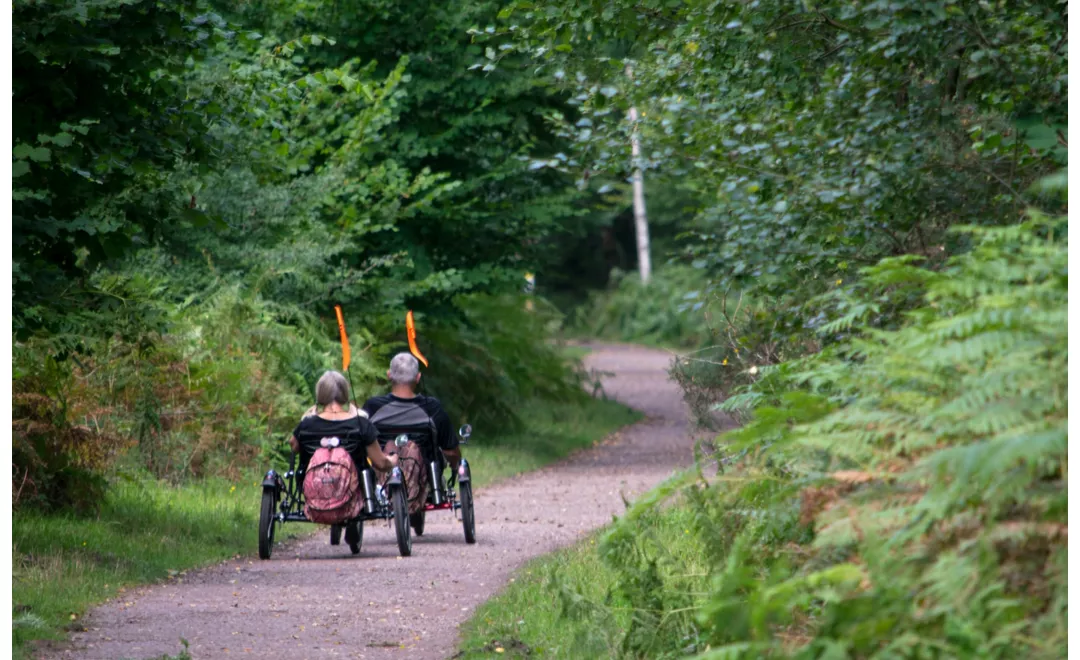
[626,64,652,285]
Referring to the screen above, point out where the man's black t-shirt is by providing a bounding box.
[362,394,457,453]
[292,414,378,473]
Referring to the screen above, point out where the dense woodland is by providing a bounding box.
[13,0,607,510]
[13,0,1067,657]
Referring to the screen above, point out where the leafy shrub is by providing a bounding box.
[11,374,118,515]
[12,281,593,512]
[669,291,817,429]
[11,282,368,511]
[530,203,1066,659]
[697,211,1067,658]
[419,294,589,431]
[570,265,714,349]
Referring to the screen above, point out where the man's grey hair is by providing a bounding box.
[315,370,351,407]
[388,352,420,386]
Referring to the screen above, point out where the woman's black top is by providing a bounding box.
[292,414,378,473]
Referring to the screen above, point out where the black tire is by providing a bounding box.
[346,521,363,555]
[391,485,412,557]
[258,488,277,560]
[329,524,342,546]
[459,481,476,544]
[410,509,426,536]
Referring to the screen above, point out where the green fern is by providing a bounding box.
[573,201,1066,659]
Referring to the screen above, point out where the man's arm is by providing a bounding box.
[431,404,460,471]
[443,446,461,472]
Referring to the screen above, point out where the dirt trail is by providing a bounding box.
[45,343,702,660]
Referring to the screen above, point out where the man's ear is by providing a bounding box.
[386,370,392,381]
[416,373,422,385]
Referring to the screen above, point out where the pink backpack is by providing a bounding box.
[303,444,362,524]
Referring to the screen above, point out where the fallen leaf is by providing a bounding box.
[830,471,873,485]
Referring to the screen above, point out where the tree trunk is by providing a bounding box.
[626,64,652,285]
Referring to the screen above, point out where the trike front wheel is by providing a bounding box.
[258,488,277,560]
[460,482,476,544]
[391,485,412,557]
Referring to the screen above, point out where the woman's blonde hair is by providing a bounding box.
[315,370,351,407]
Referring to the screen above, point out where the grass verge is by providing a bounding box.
[12,477,304,658]
[12,394,640,657]
[457,496,707,659]
[467,396,639,488]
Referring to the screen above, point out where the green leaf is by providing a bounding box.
[12,160,31,178]
[28,147,51,163]
[181,207,210,228]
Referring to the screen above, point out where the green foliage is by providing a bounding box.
[570,265,713,349]
[474,206,1066,659]
[668,289,818,428]
[705,211,1067,659]
[12,0,606,515]
[11,282,365,511]
[460,504,712,659]
[12,0,249,334]
[487,0,1066,326]
[227,0,597,308]
[420,295,589,430]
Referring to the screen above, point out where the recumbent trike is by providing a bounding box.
[257,424,475,559]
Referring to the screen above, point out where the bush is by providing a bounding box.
[11,282,358,512]
[12,282,593,513]
[570,265,714,350]
[478,203,1067,659]
[668,291,817,429]
[419,294,589,431]
[692,212,1068,658]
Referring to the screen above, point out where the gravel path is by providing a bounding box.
[43,343,703,660]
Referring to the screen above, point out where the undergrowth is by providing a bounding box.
[460,206,1067,659]
[463,397,641,487]
[568,266,714,350]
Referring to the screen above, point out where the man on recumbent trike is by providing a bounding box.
[362,352,466,537]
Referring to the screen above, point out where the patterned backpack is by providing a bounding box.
[302,439,362,524]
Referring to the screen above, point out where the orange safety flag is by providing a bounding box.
[334,305,351,372]
[405,310,429,368]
